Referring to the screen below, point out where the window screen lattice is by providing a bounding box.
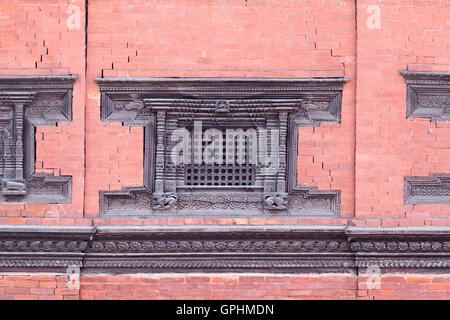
[184,131,255,186]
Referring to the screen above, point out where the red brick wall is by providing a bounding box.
[355,0,450,228]
[0,0,86,223]
[1,274,450,300]
[85,0,356,223]
[0,274,79,300]
[0,0,449,300]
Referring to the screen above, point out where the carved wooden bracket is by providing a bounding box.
[96,78,348,217]
[1,226,450,273]
[400,71,450,205]
[0,76,77,203]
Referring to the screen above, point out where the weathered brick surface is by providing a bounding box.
[2,274,450,300]
[0,275,78,300]
[84,0,356,219]
[355,0,450,226]
[0,0,444,225]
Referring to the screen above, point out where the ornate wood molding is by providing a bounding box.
[96,78,348,217]
[404,174,450,205]
[400,71,450,121]
[1,226,450,273]
[0,226,93,270]
[0,76,77,203]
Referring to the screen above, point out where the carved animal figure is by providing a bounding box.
[153,193,177,210]
[264,193,287,210]
[1,179,26,196]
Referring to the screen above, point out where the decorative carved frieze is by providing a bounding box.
[404,174,450,205]
[0,226,94,270]
[400,71,450,121]
[1,226,450,273]
[96,78,348,217]
[347,227,450,269]
[0,76,76,203]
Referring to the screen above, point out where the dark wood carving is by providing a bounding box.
[400,71,450,121]
[0,76,76,203]
[1,226,450,273]
[96,78,348,217]
[0,225,93,270]
[400,71,450,205]
[405,174,450,205]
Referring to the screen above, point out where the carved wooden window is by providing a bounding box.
[97,78,348,217]
[183,122,256,187]
[401,71,450,205]
[0,76,76,203]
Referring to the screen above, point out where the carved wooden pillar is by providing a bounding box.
[263,118,279,192]
[287,118,299,193]
[154,111,166,194]
[14,103,24,180]
[164,115,177,193]
[143,118,155,191]
[254,125,265,188]
[0,106,14,179]
[277,111,288,193]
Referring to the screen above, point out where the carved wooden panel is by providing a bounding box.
[1,226,450,273]
[0,76,76,203]
[96,78,348,217]
[405,174,450,205]
[400,71,450,121]
[400,71,450,205]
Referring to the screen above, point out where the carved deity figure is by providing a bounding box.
[215,100,230,113]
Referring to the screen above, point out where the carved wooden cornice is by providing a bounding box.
[95,77,348,217]
[1,226,450,273]
[0,76,77,203]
